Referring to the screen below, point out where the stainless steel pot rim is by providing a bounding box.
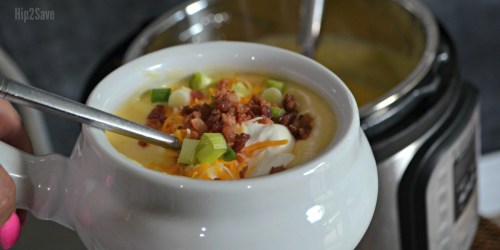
[359,0,439,118]
[123,0,439,119]
[123,0,206,63]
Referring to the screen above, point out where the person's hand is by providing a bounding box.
[0,166,15,228]
[0,100,32,152]
[0,165,18,250]
[0,100,32,249]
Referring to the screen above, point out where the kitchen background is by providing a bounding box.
[0,0,499,249]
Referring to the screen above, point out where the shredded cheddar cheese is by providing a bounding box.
[243,139,289,152]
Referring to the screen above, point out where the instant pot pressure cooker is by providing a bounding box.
[123,0,480,249]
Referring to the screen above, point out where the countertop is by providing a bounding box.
[0,0,499,249]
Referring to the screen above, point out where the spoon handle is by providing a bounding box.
[0,76,180,150]
[299,0,325,58]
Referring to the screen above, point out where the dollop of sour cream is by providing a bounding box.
[242,118,296,177]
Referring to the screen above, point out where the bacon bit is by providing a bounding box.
[232,133,251,152]
[147,105,166,120]
[184,110,200,121]
[199,104,213,121]
[182,104,213,121]
[283,94,298,112]
[214,91,236,113]
[278,111,297,126]
[216,79,231,91]
[146,105,167,130]
[243,139,289,152]
[261,106,272,119]
[147,120,163,130]
[189,130,201,140]
[247,95,272,119]
[278,111,314,140]
[221,113,239,145]
[191,117,208,134]
[235,103,252,123]
[207,110,223,133]
[297,114,314,139]
[287,113,314,140]
[138,140,148,148]
[190,90,204,101]
[269,165,287,175]
[239,165,249,178]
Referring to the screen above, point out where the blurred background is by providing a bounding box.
[0,0,499,249]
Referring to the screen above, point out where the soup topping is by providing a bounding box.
[138,73,314,180]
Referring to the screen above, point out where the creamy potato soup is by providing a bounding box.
[257,34,418,106]
[107,72,335,180]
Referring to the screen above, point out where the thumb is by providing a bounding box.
[0,165,15,226]
[0,213,20,250]
[0,165,20,250]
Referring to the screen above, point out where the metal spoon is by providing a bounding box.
[299,0,325,58]
[0,76,180,150]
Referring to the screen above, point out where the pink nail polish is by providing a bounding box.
[0,213,20,249]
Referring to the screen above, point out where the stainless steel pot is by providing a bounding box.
[123,0,436,131]
[123,1,480,249]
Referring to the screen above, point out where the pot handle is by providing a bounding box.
[0,140,71,225]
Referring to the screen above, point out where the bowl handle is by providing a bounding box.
[0,140,73,228]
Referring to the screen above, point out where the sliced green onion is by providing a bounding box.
[261,87,283,104]
[151,88,171,103]
[195,133,228,164]
[168,87,192,107]
[177,139,200,165]
[271,107,285,119]
[190,72,213,90]
[231,82,252,97]
[222,148,237,162]
[266,79,285,92]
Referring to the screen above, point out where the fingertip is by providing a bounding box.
[0,212,20,249]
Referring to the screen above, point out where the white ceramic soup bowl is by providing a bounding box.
[0,42,377,250]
